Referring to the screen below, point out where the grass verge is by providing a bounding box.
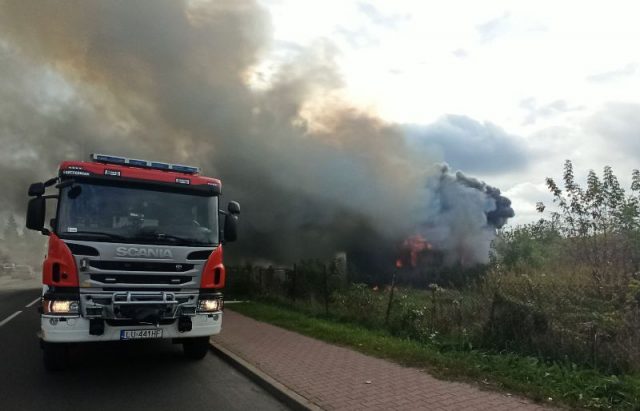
[230,301,640,410]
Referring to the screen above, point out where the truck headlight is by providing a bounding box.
[198,297,223,313]
[44,299,80,315]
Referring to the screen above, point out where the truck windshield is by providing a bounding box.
[57,181,219,246]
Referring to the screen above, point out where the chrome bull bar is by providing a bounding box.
[111,291,180,321]
[112,291,178,305]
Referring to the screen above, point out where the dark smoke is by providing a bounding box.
[415,165,514,265]
[452,169,515,229]
[0,0,514,270]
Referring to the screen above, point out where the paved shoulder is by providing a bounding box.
[213,309,552,411]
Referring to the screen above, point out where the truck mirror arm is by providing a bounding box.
[55,179,75,189]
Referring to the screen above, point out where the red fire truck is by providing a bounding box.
[25,154,240,371]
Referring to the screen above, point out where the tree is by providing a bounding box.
[538,160,640,289]
[493,220,561,273]
[3,214,19,244]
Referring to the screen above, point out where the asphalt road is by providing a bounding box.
[0,288,289,411]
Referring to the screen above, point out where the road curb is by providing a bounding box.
[209,340,323,411]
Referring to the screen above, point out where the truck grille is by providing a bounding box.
[90,274,192,285]
[67,243,100,256]
[89,261,194,272]
[186,249,214,260]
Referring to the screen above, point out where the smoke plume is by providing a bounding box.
[0,0,513,270]
[417,165,514,265]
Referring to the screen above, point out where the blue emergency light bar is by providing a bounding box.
[91,153,200,174]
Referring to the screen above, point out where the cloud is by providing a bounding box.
[504,182,552,225]
[404,115,530,175]
[452,48,468,58]
[335,26,380,49]
[587,63,637,83]
[335,3,410,49]
[587,102,640,154]
[475,11,547,45]
[356,2,410,30]
[476,12,511,43]
[519,97,584,125]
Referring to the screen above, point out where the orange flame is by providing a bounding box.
[397,234,431,268]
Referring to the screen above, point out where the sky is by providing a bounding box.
[0,0,639,265]
[257,0,640,224]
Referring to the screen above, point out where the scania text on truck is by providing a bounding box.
[25,154,240,371]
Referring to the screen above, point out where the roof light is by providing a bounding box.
[90,153,200,174]
[92,154,126,164]
[128,159,148,167]
[150,162,170,170]
[171,164,199,174]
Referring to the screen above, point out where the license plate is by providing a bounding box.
[120,329,163,340]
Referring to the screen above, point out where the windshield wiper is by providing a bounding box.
[134,232,210,246]
[62,231,129,241]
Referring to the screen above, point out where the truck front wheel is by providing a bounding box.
[42,341,68,372]
[182,337,209,360]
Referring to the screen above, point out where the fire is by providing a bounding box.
[395,234,431,268]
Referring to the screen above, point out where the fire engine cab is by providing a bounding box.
[26,154,240,371]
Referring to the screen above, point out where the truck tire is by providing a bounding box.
[42,342,68,372]
[182,337,209,360]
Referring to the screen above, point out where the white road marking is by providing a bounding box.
[25,297,41,308]
[224,300,246,304]
[0,311,22,327]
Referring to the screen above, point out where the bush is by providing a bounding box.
[227,162,640,373]
[332,283,385,326]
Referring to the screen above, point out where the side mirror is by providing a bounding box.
[28,182,45,197]
[228,201,240,215]
[223,214,238,243]
[26,197,46,232]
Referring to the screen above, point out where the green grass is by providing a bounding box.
[231,301,640,410]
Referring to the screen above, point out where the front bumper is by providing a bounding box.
[40,313,222,343]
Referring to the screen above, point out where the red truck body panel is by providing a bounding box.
[59,160,222,189]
